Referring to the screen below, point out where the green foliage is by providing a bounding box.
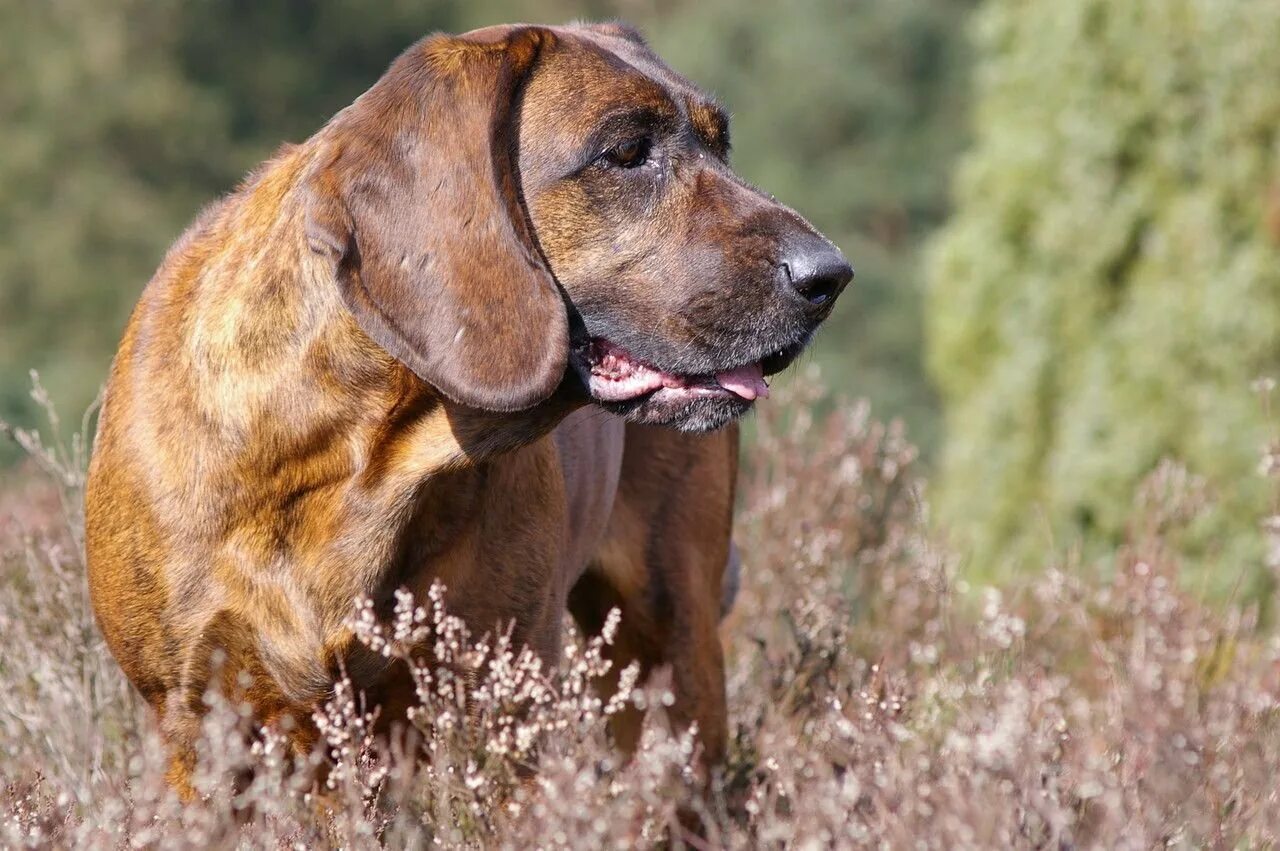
[927,0,1280,590]
[0,0,973,462]
[0,1,228,430]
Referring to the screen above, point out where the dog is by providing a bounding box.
[84,22,851,796]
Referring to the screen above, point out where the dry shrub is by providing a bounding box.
[2,369,1279,848]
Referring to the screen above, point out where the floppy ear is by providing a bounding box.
[304,26,567,412]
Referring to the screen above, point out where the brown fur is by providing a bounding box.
[85,22,849,797]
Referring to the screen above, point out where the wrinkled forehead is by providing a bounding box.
[521,24,729,149]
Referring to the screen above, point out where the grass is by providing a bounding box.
[2,369,1279,848]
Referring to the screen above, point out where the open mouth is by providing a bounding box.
[578,339,775,404]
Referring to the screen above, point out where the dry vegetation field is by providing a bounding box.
[2,372,1279,848]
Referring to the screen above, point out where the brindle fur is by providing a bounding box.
[85,22,847,797]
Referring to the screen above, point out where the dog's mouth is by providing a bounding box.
[574,338,804,406]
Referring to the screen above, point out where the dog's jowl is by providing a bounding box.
[84,22,850,797]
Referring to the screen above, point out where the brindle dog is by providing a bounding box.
[85,22,851,796]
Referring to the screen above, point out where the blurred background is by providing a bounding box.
[3,0,1278,592]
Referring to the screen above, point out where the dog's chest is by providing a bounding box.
[552,408,625,576]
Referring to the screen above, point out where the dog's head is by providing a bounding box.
[306,23,851,433]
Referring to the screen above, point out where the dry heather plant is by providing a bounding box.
[2,367,1280,849]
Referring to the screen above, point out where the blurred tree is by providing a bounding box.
[0,0,230,440]
[927,0,1280,592]
[1,1,974,464]
[175,1,471,161]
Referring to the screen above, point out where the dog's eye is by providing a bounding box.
[602,136,651,169]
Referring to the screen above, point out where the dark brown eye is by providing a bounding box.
[602,136,651,169]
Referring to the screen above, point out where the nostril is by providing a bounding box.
[796,271,844,306]
[782,247,854,307]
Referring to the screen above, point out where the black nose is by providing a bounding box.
[779,234,854,308]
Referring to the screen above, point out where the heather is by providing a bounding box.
[3,374,1278,848]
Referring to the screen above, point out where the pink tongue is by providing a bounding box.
[715,362,770,400]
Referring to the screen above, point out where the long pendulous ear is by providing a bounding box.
[304,26,567,412]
